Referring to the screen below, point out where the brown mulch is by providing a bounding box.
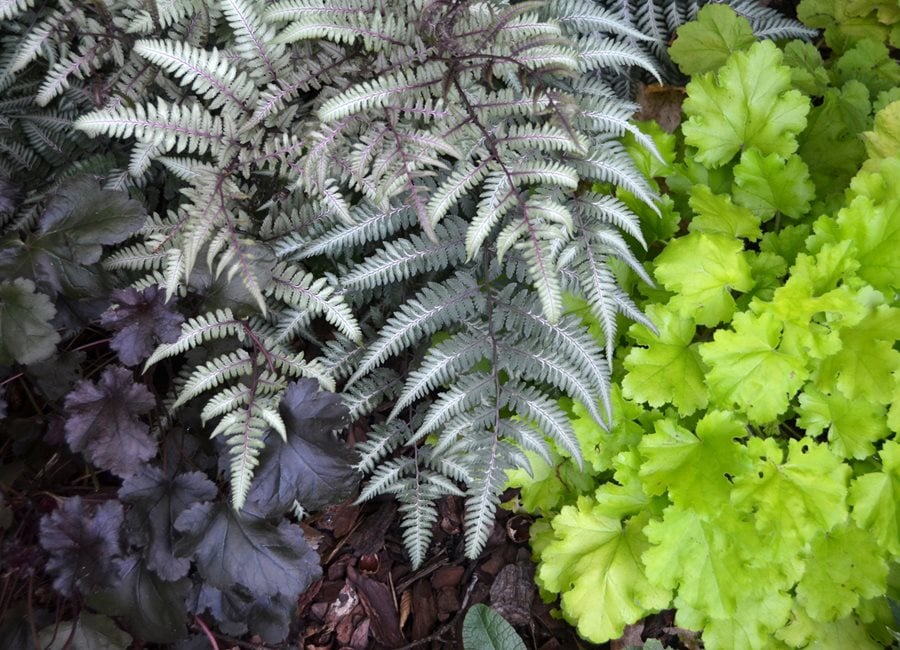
[285,495,693,650]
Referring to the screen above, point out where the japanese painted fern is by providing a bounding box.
[4,0,808,565]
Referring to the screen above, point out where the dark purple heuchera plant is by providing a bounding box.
[0,181,358,644]
[100,287,184,367]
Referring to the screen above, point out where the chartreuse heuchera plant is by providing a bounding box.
[0,0,864,644]
[508,6,900,650]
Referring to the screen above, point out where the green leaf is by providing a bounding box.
[622,305,707,415]
[699,310,808,423]
[538,503,669,643]
[782,41,829,96]
[797,384,890,459]
[732,437,849,545]
[682,40,810,168]
[796,523,888,622]
[638,412,749,512]
[732,151,815,220]
[669,5,755,75]
[654,233,754,327]
[462,604,527,650]
[0,177,146,300]
[799,81,871,203]
[849,440,900,556]
[832,40,900,99]
[759,224,810,269]
[0,278,60,365]
[687,184,761,241]
[38,613,132,650]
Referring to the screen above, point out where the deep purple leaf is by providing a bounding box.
[100,287,184,367]
[173,502,321,600]
[281,378,351,430]
[245,379,358,517]
[195,584,294,643]
[39,497,124,597]
[119,466,217,580]
[89,555,190,643]
[64,366,156,477]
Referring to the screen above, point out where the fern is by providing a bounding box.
[6,0,814,566]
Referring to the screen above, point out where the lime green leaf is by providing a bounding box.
[622,305,708,415]
[849,156,900,204]
[699,311,808,423]
[569,389,649,474]
[643,505,781,622]
[682,41,809,168]
[623,120,677,179]
[797,384,890,459]
[797,522,888,622]
[732,151,815,220]
[815,304,900,404]
[732,437,849,545]
[782,41,829,96]
[668,5,755,75]
[654,233,753,327]
[687,184,761,241]
[462,604,527,650]
[864,100,900,162]
[762,254,864,360]
[537,503,669,643]
[690,590,793,650]
[849,440,900,556]
[591,474,654,521]
[0,278,60,365]
[809,194,900,294]
[505,449,591,514]
[777,606,886,650]
[638,412,749,512]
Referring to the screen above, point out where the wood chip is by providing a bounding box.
[489,563,534,626]
[348,566,405,647]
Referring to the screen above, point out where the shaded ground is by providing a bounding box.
[290,495,694,650]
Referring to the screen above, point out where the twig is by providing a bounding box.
[26,576,40,650]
